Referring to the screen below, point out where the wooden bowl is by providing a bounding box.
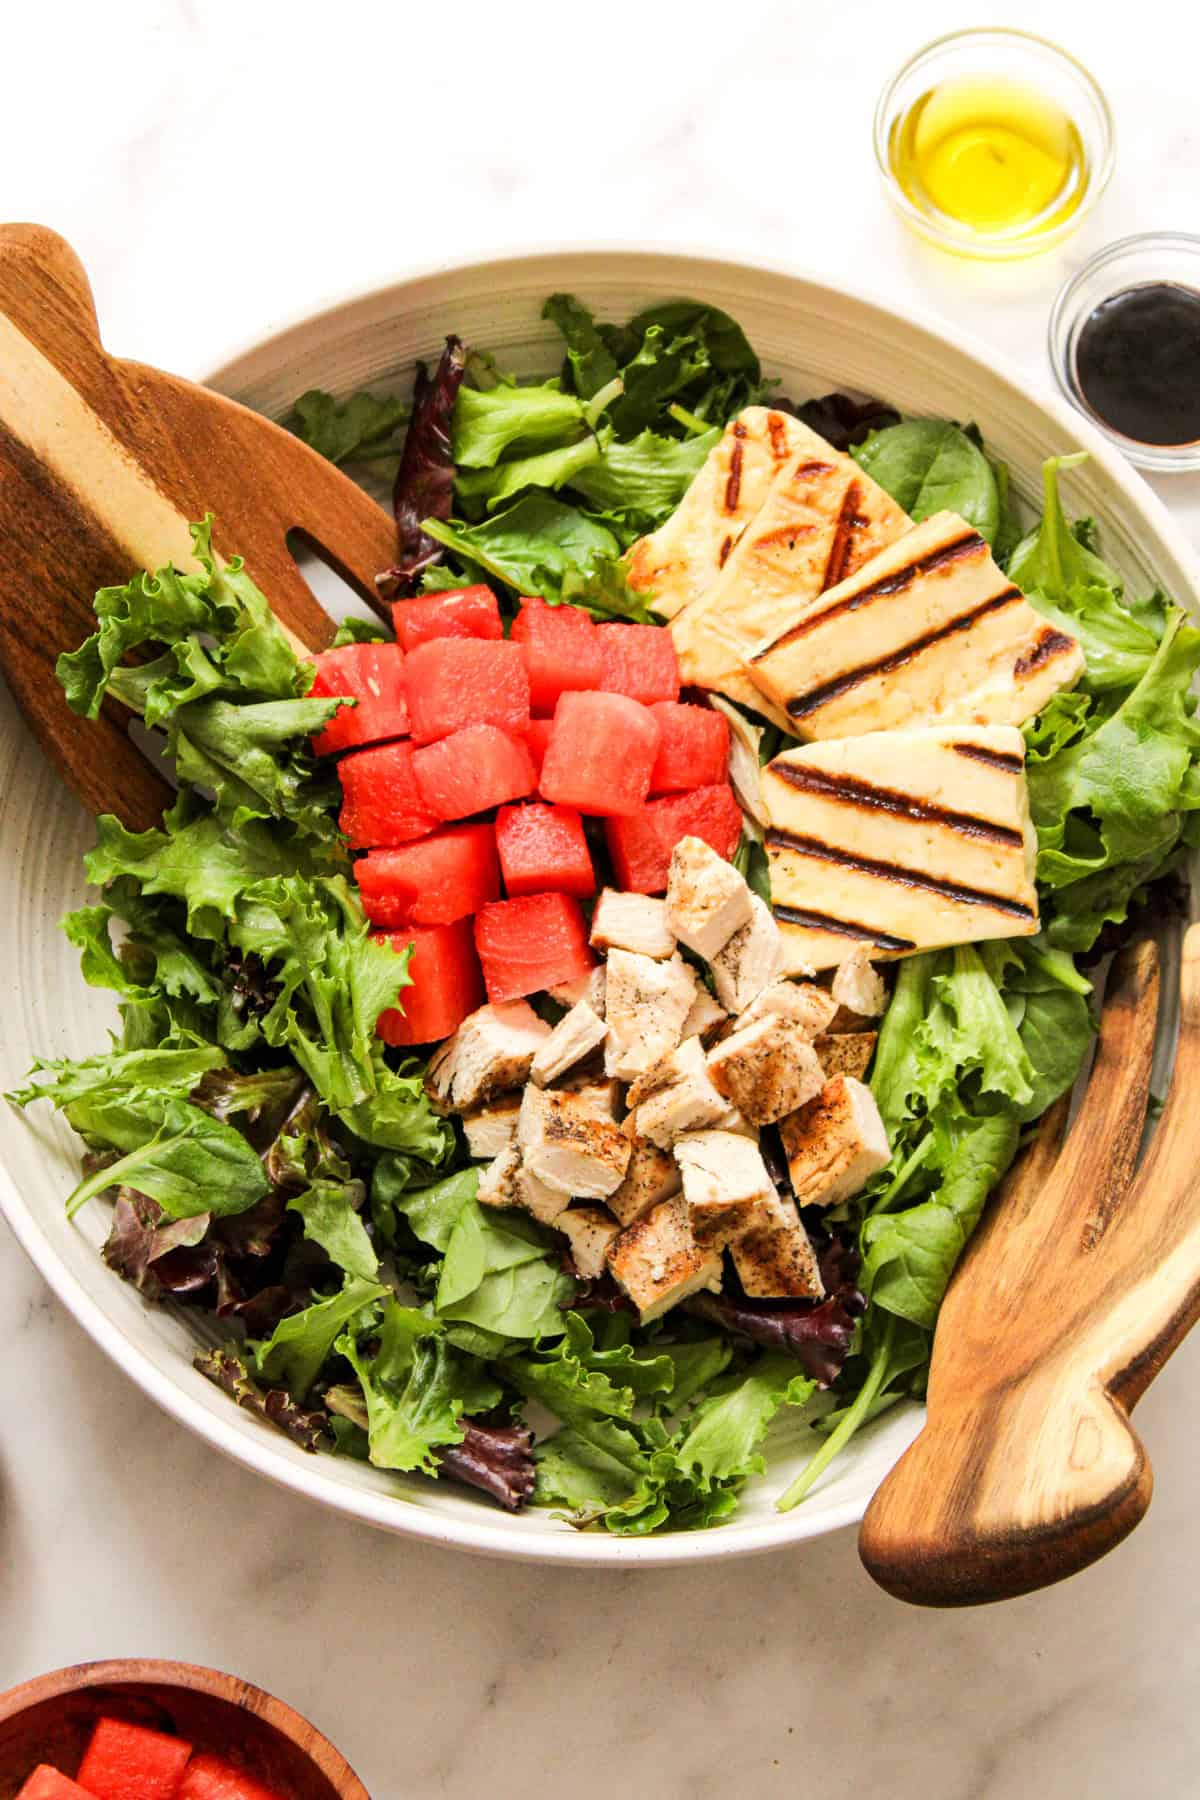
[0,1660,368,1799]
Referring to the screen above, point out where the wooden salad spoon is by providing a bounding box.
[3,226,1198,1604]
[0,222,397,831]
[860,931,1200,1604]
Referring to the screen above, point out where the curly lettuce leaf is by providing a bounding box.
[534,1352,814,1533]
[336,1298,502,1475]
[288,388,409,465]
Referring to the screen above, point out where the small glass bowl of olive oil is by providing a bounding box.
[875,29,1115,260]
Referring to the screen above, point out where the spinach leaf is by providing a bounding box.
[60,1091,268,1222]
[435,1200,574,1340]
[853,419,1000,545]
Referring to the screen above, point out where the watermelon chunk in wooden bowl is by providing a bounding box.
[0,1662,365,1800]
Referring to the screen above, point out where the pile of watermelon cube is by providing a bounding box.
[309,587,742,1045]
[19,1715,286,1799]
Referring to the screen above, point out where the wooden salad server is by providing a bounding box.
[0,222,398,831]
[860,931,1200,1605]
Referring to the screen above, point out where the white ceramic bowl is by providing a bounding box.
[2,249,1198,1567]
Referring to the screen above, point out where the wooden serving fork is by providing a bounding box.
[0,223,397,830]
[860,931,1200,1604]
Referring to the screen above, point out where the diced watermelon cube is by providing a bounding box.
[17,1769,94,1800]
[539,692,660,817]
[338,740,439,847]
[308,642,409,756]
[495,803,595,898]
[474,893,595,1002]
[523,718,554,780]
[177,1753,285,1800]
[413,724,536,821]
[649,702,730,793]
[405,639,530,745]
[356,824,500,926]
[76,1717,192,1800]
[392,585,503,651]
[596,621,680,705]
[375,919,485,1044]
[511,596,602,715]
[605,783,743,893]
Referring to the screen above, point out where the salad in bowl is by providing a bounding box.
[12,291,1195,1535]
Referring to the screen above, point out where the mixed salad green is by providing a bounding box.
[12,295,1197,1532]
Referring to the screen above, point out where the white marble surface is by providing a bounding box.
[3,1,1200,1793]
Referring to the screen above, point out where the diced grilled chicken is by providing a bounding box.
[780,1074,891,1208]
[668,423,910,723]
[461,1094,522,1159]
[550,966,607,1016]
[664,835,754,959]
[710,893,783,1013]
[681,983,728,1041]
[731,1190,825,1299]
[477,1143,570,1225]
[557,1205,621,1280]
[674,1129,774,1249]
[559,1072,623,1118]
[812,1030,877,1081]
[626,407,809,620]
[426,1001,551,1112]
[830,946,886,1016]
[706,1013,826,1125]
[761,724,1040,969]
[717,1104,758,1138]
[606,1193,724,1321]
[518,1084,632,1200]
[632,1035,730,1148]
[737,977,838,1039]
[748,509,1085,739]
[608,1119,682,1227]
[603,949,697,1081]
[531,1000,608,1087]
[590,888,676,960]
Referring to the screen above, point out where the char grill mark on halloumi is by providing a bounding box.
[626,407,805,620]
[748,510,1085,738]
[666,425,910,724]
[761,725,1039,970]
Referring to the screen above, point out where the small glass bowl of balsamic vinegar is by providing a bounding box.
[1049,233,1200,472]
[875,28,1115,260]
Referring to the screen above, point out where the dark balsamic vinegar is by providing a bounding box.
[1075,281,1200,447]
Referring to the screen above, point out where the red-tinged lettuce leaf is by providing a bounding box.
[379,336,468,597]
[195,1345,330,1452]
[784,390,899,451]
[439,1419,537,1512]
[684,1230,865,1389]
[328,1387,537,1512]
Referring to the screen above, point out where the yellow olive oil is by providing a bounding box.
[890,76,1087,244]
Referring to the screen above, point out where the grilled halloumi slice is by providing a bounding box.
[761,725,1039,970]
[668,424,910,723]
[748,509,1085,739]
[626,407,807,619]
